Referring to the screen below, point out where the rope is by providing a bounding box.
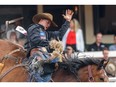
[8,48,21,55]
[0,64,28,80]
[1,48,21,61]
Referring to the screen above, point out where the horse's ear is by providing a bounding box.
[97,59,104,70]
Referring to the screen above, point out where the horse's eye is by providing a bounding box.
[99,78,104,81]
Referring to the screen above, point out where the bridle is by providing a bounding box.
[87,65,94,82]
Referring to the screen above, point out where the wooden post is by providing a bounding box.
[37,5,43,14]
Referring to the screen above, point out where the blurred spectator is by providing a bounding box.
[102,47,109,61]
[0,20,23,39]
[6,29,26,47]
[7,30,19,43]
[9,32,18,43]
[98,47,109,71]
[102,47,116,77]
[109,35,116,51]
[63,46,78,61]
[62,18,84,52]
[87,32,107,51]
[101,47,110,72]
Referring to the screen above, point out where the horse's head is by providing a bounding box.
[52,58,109,82]
[74,58,109,82]
[93,65,109,82]
[77,64,109,82]
[91,60,109,82]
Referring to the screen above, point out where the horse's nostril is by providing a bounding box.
[100,78,104,81]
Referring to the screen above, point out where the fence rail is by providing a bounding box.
[78,51,116,59]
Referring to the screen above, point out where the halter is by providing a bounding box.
[87,65,94,82]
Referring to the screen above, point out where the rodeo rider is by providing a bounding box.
[24,9,74,82]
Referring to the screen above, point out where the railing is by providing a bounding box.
[109,77,116,82]
[78,51,116,59]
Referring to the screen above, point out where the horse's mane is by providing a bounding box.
[60,58,102,70]
[72,58,101,68]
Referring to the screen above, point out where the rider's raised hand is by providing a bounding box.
[62,9,74,22]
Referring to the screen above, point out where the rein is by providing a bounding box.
[0,64,28,80]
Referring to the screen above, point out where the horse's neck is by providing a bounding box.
[52,68,78,82]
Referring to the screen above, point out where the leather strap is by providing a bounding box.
[87,65,94,82]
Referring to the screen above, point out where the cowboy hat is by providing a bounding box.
[105,60,116,76]
[32,13,58,27]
